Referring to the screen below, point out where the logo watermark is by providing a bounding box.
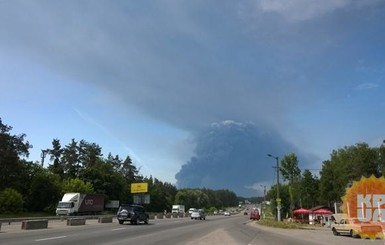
[342,175,385,240]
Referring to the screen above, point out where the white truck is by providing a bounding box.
[172,205,185,214]
[56,193,104,216]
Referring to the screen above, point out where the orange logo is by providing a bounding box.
[342,175,385,239]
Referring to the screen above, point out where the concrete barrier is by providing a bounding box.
[156,213,164,219]
[21,219,48,230]
[98,216,113,223]
[67,218,86,226]
[149,214,155,220]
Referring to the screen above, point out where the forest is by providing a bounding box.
[1,117,384,217]
[0,118,238,214]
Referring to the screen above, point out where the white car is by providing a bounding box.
[191,209,206,220]
[224,211,231,216]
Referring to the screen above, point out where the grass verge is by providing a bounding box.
[257,218,315,229]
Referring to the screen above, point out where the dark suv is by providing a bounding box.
[117,204,149,225]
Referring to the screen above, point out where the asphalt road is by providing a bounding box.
[1,215,385,245]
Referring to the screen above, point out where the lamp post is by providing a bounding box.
[260,185,266,219]
[268,154,281,222]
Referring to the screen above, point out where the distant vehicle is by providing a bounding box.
[117,204,149,225]
[250,208,260,220]
[188,208,197,215]
[224,211,231,216]
[191,209,206,220]
[56,193,104,216]
[172,205,185,214]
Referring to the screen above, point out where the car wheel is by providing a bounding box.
[332,228,339,236]
[144,217,149,224]
[131,219,138,225]
[351,230,360,238]
[118,220,124,225]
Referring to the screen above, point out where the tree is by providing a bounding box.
[62,178,94,193]
[267,184,290,219]
[175,189,209,209]
[62,139,80,178]
[299,170,319,208]
[144,176,177,212]
[78,140,102,169]
[26,168,62,212]
[47,139,64,178]
[319,143,380,206]
[81,158,127,201]
[120,156,142,183]
[0,188,24,213]
[0,118,32,191]
[280,153,301,211]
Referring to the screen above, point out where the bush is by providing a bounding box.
[0,188,24,214]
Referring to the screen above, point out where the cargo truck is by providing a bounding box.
[172,205,185,214]
[56,193,104,216]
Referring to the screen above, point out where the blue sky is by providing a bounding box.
[1,0,385,196]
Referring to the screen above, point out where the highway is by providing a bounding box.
[1,214,385,245]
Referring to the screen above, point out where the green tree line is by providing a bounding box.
[266,142,385,219]
[0,118,238,214]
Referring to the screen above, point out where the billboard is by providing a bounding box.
[131,182,148,193]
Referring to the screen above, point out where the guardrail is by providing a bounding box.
[0,214,115,225]
[0,213,189,227]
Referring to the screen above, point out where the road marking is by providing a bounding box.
[35,236,66,242]
[112,227,126,231]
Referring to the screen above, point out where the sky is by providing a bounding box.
[1,0,385,197]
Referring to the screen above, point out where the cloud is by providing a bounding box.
[355,83,379,90]
[256,0,382,22]
[175,120,317,197]
[1,1,384,193]
[257,0,349,22]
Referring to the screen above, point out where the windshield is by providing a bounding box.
[57,202,72,208]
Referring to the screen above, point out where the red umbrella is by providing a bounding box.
[312,208,333,215]
[293,208,312,214]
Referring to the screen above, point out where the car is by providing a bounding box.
[191,209,206,220]
[188,208,197,215]
[117,204,149,225]
[331,217,383,239]
[224,211,231,216]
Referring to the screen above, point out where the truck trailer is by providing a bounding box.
[172,205,185,214]
[56,193,104,216]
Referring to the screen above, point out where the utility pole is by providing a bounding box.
[260,185,266,219]
[268,154,281,222]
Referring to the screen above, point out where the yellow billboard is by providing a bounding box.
[131,183,148,193]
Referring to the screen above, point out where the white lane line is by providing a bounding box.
[112,228,126,231]
[35,236,67,242]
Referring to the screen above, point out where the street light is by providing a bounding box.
[268,154,281,221]
[260,185,266,219]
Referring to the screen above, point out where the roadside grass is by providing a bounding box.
[259,204,316,229]
[257,218,315,229]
